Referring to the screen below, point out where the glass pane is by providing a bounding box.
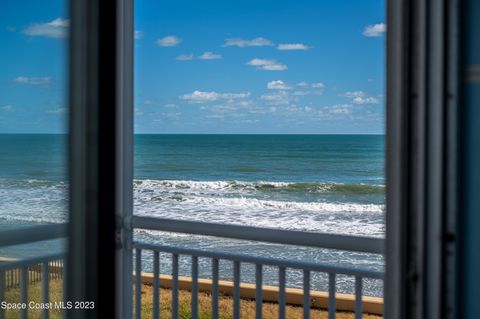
[134,0,385,309]
[0,2,68,255]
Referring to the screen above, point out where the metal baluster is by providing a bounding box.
[233,261,241,319]
[191,256,198,319]
[0,270,5,319]
[135,249,142,319]
[42,262,49,319]
[21,266,28,319]
[212,258,219,319]
[153,251,160,319]
[172,253,179,319]
[256,264,263,319]
[278,267,286,319]
[303,270,310,319]
[355,276,363,319]
[328,273,336,319]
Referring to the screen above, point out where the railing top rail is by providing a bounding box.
[133,242,384,279]
[0,224,67,248]
[132,216,385,255]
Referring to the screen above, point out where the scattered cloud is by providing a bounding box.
[260,91,290,105]
[325,104,353,115]
[23,18,69,39]
[180,90,250,103]
[277,43,311,51]
[247,59,287,71]
[46,107,67,114]
[342,91,380,104]
[352,96,380,104]
[14,76,51,87]
[267,80,292,90]
[156,35,182,47]
[362,23,386,37]
[199,52,222,60]
[296,82,325,88]
[135,30,144,40]
[292,90,323,96]
[222,37,274,47]
[2,105,13,112]
[292,82,325,96]
[176,54,194,61]
[343,91,365,98]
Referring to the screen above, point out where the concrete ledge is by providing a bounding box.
[135,272,384,315]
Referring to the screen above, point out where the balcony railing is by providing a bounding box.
[0,218,384,319]
[131,216,385,319]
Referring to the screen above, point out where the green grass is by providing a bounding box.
[3,280,382,319]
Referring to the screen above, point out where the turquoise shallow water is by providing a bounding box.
[0,134,385,295]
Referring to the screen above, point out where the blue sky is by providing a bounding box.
[0,0,385,134]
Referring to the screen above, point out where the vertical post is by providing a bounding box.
[233,261,241,319]
[68,0,134,318]
[20,267,27,319]
[328,273,336,319]
[172,254,179,319]
[278,267,286,319]
[211,258,219,319]
[354,276,363,319]
[0,270,5,319]
[153,252,159,319]
[255,264,263,319]
[42,262,50,319]
[303,270,310,319]
[191,256,198,319]
[115,0,134,318]
[135,249,142,319]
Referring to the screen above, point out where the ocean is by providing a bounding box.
[0,134,385,296]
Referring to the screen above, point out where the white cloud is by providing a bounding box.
[296,82,325,88]
[260,91,290,105]
[267,80,291,90]
[325,104,353,115]
[2,105,13,112]
[176,54,194,61]
[180,90,250,103]
[199,52,222,60]
[342,91,379,104]
[311,82,325,88]
[134,30,144,40]
[23,18,69,39]
[292,82,325,96]
[47,107,67,114]
[14,76,51,87]
[343,91,365,98]
[277,43,311,51]
[292,90,323,96]
[222,37,274,47]
[156,36,182,47]
[351,96,380,105]
[362,23,386,37]
[247,59,287,71]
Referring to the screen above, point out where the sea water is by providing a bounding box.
[0,134,385,295]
